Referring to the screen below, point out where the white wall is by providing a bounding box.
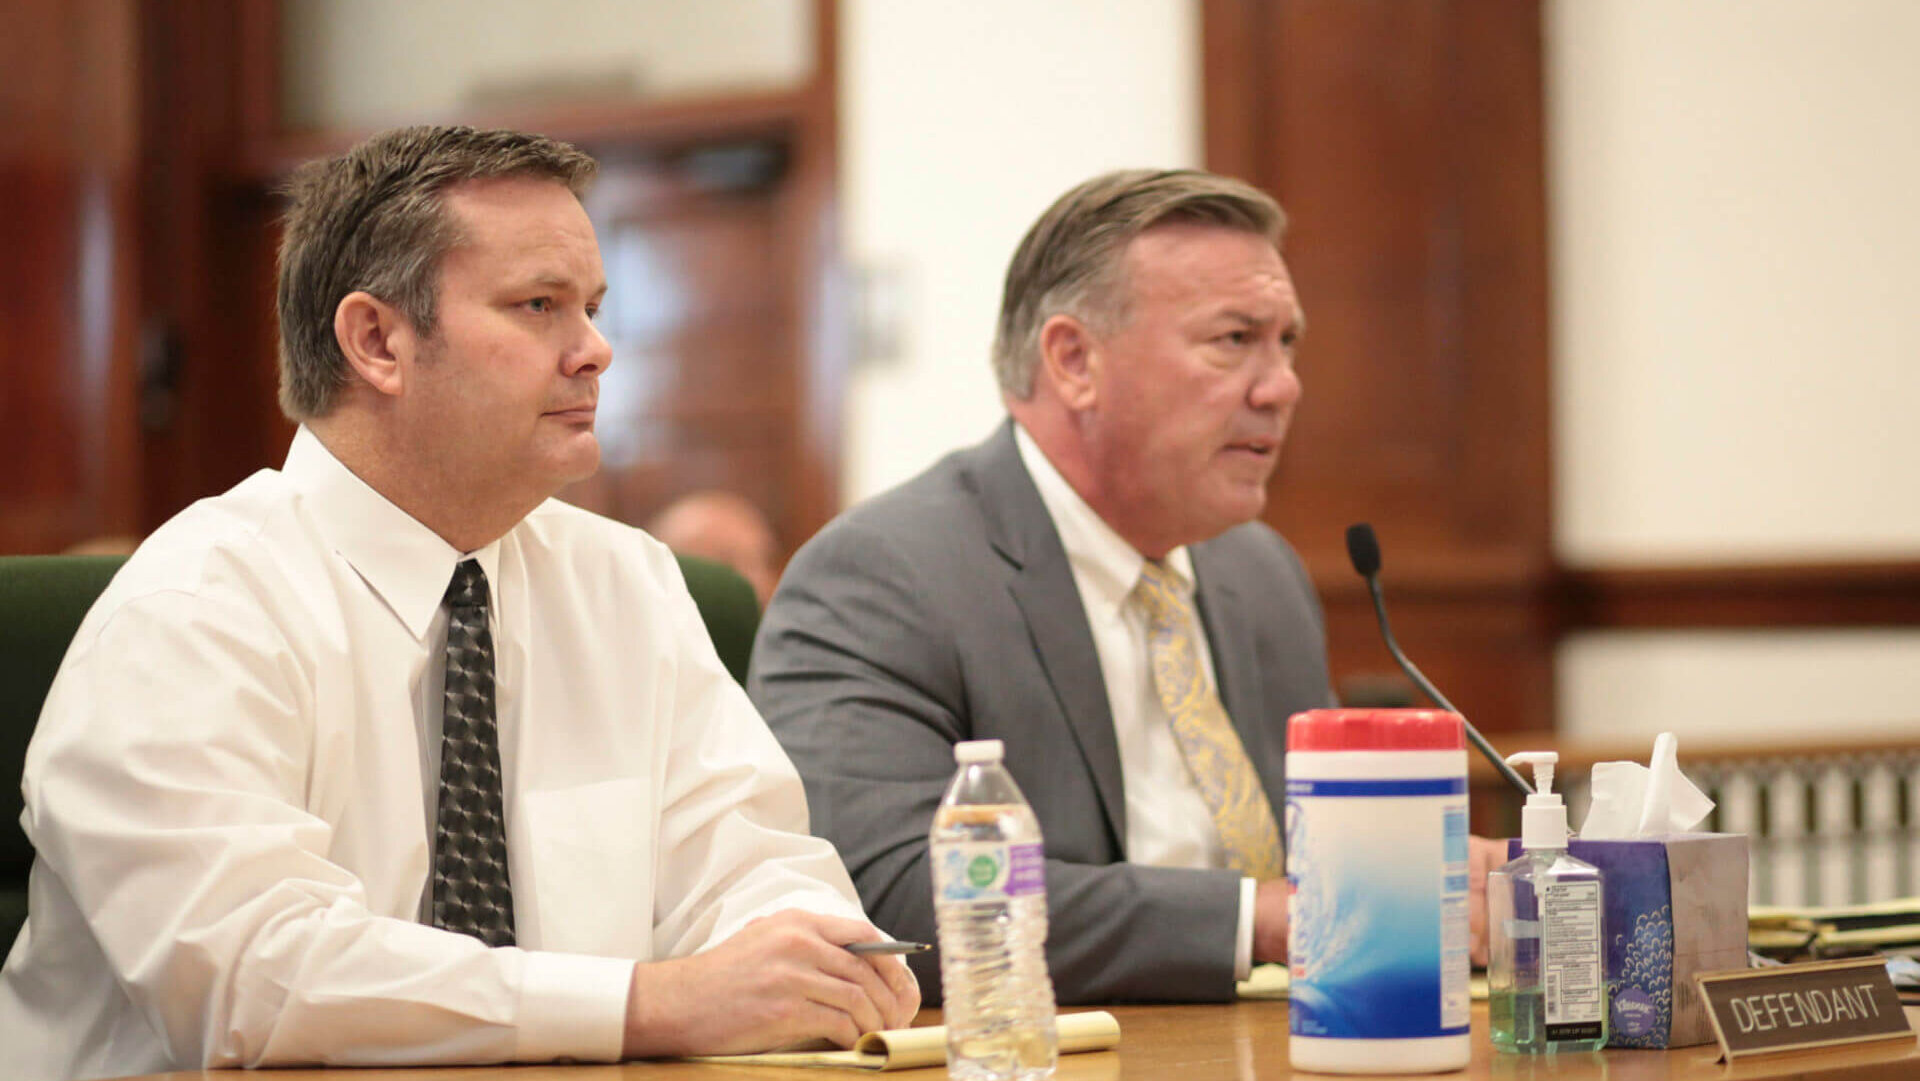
[1546,0,1920,744]
[1549,0,1920,566]
[838,0,1200,501]
[1560,629,1920,746]
[281,0,810,130]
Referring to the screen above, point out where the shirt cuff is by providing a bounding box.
[1235,876,1256,981]
[511,951,635,1063]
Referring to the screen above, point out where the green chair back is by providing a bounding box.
[0,555,130,949]
[672,553,762,686]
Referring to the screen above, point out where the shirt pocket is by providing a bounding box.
[515,777,655,960]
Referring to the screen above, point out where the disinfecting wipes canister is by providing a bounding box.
[1286,709,1472,1075]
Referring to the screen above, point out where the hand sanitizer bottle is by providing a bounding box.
[1489,751,1607,1053]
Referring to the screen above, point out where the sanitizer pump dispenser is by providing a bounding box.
[1488,752,1609,1053]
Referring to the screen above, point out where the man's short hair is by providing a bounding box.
[992,168,1287,400]
[276,125,599,420]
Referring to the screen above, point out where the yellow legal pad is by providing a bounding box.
[1237,963,1491,1001]
[1750,897,1920,959]
[685,1010,1121,1071]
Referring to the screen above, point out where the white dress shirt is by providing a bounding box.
[0,427,870,1081]
[1013,425,1258,980]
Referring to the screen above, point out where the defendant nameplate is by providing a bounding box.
[1695,956,1913,1061]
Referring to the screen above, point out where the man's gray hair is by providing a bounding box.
[991,168,1287,400]
[275,125,598,420]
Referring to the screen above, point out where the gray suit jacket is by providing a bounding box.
[749,421,1334,1004]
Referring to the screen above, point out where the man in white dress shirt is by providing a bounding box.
[0,126,915,1081]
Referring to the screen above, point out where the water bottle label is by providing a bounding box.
[934,841,1045,901]
[1286,780,1471,1040]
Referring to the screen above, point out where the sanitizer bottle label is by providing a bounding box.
[1541,879,1605,1041]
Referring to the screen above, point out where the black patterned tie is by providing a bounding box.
[431,559,515,947]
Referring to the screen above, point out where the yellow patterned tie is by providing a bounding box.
[1135,560,1283,880]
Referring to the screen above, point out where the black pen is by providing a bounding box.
[846,940,931,956]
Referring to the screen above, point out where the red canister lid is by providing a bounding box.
[1287,708,1464,751]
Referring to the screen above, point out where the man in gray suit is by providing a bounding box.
[751,169,1331,1004]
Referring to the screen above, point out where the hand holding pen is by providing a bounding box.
[845,940,931,956]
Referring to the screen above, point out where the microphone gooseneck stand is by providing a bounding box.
[1344,522,1534,797]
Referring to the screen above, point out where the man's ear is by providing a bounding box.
[1037,313,1100,412]
[333,291,418,398]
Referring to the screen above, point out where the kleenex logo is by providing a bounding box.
[1613,988,1659,1037]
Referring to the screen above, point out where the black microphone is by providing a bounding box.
[1344,523,1533,796]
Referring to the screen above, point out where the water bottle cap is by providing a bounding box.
[954,739,1005,764]
[1287,709,1464,751]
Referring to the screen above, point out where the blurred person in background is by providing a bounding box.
[648,490,783,607]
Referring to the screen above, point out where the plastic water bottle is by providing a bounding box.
[930,739,1058,1081]
[1286,709,1472,1074]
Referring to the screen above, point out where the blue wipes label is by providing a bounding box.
[1287,776,1471,1040]
[934,842,1045,902]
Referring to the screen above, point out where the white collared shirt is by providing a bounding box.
[1013,424,1257,980]
[0,427,870,1081]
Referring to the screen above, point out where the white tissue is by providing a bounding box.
[1577,731,1716,840]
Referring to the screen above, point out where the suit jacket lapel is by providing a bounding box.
[968,422,1128,851]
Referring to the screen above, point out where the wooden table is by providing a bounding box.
[121,1001,1920,1080]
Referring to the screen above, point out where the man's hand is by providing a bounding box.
[1256,834,1506,968]
[1252,878,1290,964]
[621,909,921,1059]
[1468,834,1508,968]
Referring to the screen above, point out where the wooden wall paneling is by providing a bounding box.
[1563,563,1920,630]
[1321,577,1557,722]
[563,142,807,546]
[1200,0,1264,186]
[0,0,144,554]
[554,1,843,557]
[1253,0,1551,575]
[1450,0,1552,568]
[1202,0,1553,737]
[233,0,281,148]
[138,2,295,536]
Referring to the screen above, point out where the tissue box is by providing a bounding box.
[1509,833,1749,1048]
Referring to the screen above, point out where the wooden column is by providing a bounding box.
[0,0,144,554]
[1203,0,1555,738]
